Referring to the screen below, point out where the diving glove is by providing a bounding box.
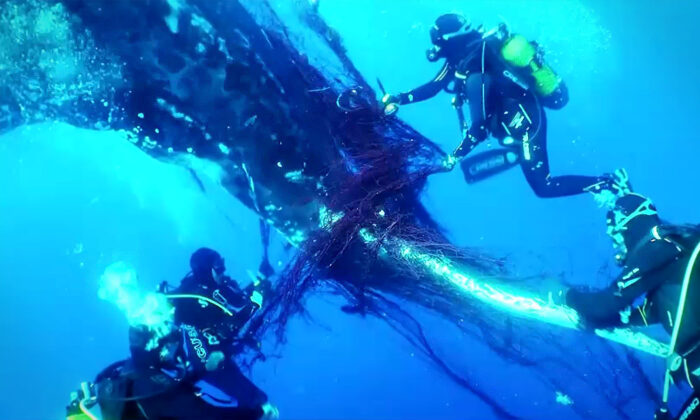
[261,402,280,420]
[250,290,264,308]
[586,168,632,208]
[205,351,225,371]
[381,94,400,115]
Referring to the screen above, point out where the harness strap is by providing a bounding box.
[166,294,233,316]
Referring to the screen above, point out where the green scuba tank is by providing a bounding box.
[66,382,99,420]
[499,34,562,98]
[66,411,96,420]
[66,406,96,420]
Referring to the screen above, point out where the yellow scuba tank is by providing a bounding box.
[500,34,562,97]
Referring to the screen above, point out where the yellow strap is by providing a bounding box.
[637,306,648,327]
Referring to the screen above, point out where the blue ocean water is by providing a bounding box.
[0,1,698,419]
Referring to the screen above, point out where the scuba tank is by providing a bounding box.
[498,34,568,109]
[66,382,99,420]
[65,360,183,420]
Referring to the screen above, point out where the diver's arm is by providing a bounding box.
[230,301,260,330]
[232,287,265,330]
[218,280,264,329]
[567,239,683,329]
[391,61,454,105]
[219,278,248,307]
[452,120,488,159]
[566,285,628,329]
[128,324,202,379]
[565,260,661,329]
[453,72,491,158]
[129,325,163,369]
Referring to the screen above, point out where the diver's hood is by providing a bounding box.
[426,28,482,62]
[190,247,226,281]
[426,18,507,63]
[430,14,471,45]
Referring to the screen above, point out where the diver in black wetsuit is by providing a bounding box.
[382,14,628,198]
[565,194,700,420]
[67,248,277,420]
[165,247,264,340]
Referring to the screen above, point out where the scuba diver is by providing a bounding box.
[66,248,278,420]
[565,194,700,420]
[381,13,628,199]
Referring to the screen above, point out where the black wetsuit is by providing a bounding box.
[170,273,261,345]
[567,228,700,420]
[395,32,607,198]
[105,274,266,420]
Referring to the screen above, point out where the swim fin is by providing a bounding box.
[460,149,520,184]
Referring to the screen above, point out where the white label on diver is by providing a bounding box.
[503,70,528,90]
[680,397,699,420]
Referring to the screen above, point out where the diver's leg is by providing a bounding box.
[136,385,264,420]
[520,116,605,198]
[204,358,269,408]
